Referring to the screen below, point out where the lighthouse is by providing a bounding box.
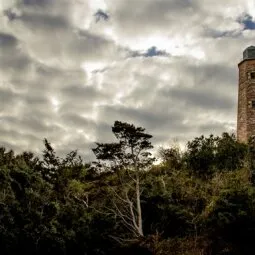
[237,46,255,142]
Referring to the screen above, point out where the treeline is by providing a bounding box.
[1,121,255,254]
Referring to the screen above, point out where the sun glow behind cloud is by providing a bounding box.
[51,96,60,113]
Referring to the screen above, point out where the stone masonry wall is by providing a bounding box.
[237,59,255,142]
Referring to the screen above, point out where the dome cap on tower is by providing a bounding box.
[243,46,255,60]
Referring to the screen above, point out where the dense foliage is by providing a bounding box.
[1,121,254,254]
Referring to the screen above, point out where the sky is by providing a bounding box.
[1,0,255,160]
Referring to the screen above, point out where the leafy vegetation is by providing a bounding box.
[0,121,254,254]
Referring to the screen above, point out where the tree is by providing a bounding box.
[41,139,60,183]
[184,134,218,177]
[92,121,155,238]
[184,133,247,178]
[215,133,246,171]
[158,145,183,171]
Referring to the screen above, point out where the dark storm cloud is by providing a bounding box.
[3,115,49,134]
[95,102,218,147]
[0,86,20,113]
[20,0,72,14]
[0,32,31,73]
[194,64,237,87]
[34,64,87,87]
[19,12,69,30]
[198,122,234,135]
[178,62,238,99]
[60,113,95,128]
[0,129,38,147]
[73,30,118,60]
[58,84,107,113]
[110,0,197,27]
[105,0,203,44]
[22,0,53,7]
[97,104,187,136]
[0,32,18,47]
[169,87,234,110]
[61,84,100,100]
[0,53,31,73]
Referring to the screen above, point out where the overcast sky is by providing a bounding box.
[0,0,255,160]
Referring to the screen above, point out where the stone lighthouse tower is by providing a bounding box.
[237,46,255,142]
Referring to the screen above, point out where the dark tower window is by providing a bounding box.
[248,100,255,108]
[247,72,255,80]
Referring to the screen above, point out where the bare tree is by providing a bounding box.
[92,121,155,238]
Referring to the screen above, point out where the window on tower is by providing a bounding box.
[248,100,255,108]
[248,72,255,80]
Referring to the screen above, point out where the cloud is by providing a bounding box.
[0,32,17,47]
[22,0,54,7]
[0,0,251,160]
